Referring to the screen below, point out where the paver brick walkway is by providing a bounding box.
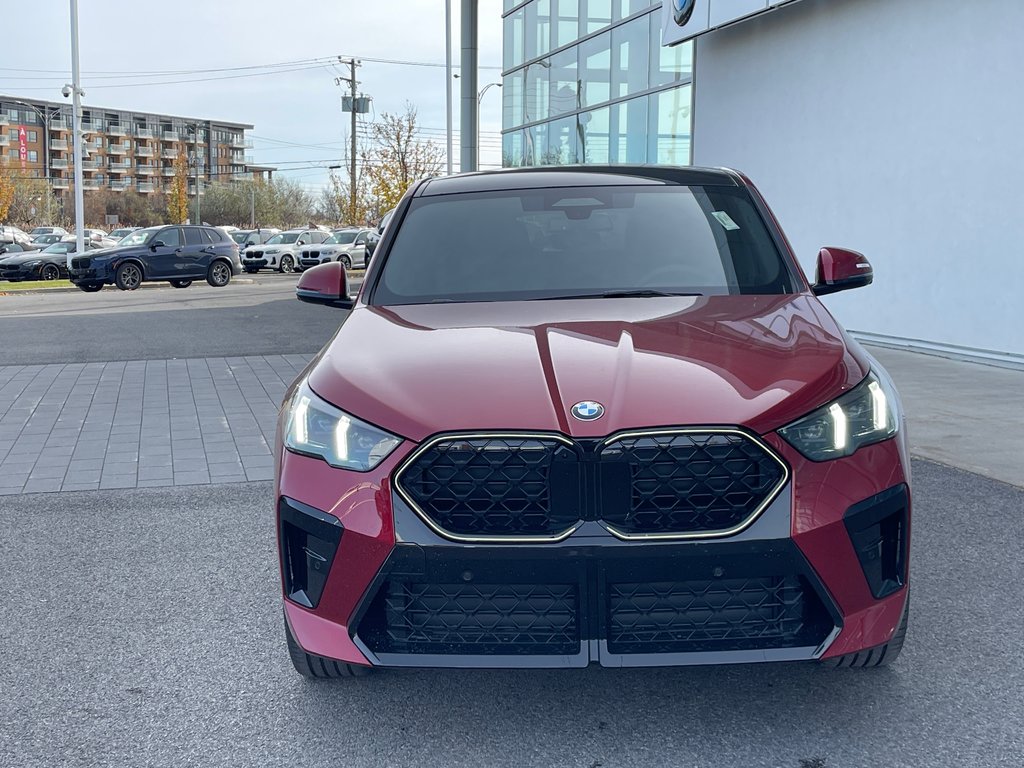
[0,355,309,494]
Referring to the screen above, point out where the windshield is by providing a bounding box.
[231,231,251,244]
[265,233,299,245]
[42,242,74,254]
[118,228,159,246]
[110,229,133,237]
[373,186,796,305]
[325,231,357,245]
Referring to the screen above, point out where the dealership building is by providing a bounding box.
[494,0,1023,365]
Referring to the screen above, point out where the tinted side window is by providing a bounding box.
[158,228,181,247]
[184,227,204,246]
[199,228,216,244]
[355,232,367,245]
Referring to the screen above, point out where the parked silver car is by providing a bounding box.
[298,228,379,270]
[241,228,329,273]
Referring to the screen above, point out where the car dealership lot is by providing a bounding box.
[0,280,1022,766]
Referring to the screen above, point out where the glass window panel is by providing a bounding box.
[533,0,552,58]
[504,7,525,70]
[578,106,610,164]
[553,0,580,48]
[523,122,548,166]
[614,0,652,20]
[548,47,579,118]
[579,0,612,36]
[524,60,551,123]
[648,85,692,165]
[651,14,693,85]
[503,71,525,128]
[610,95,648,163]
[504,0,520,11]
[502,130,525,167]
[579,31,611,108]
[545,115,578,165]
[611,16,649,99]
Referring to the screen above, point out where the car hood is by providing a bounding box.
[307,294,870,442]
[2,251,50,265]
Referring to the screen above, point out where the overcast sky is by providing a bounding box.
[1,0,505,191]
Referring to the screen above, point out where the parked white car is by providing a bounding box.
[240,228,329,273]
[298,228,379,270]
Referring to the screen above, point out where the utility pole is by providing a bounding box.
[445,0,453,175]
[68,0,85,265]
[336,58,368,226]
[348,59,357,225]
[250,185,255,229]
[193,121,201,225]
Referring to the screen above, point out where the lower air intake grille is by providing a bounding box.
[607,575,830,654]
[369,581,579,655]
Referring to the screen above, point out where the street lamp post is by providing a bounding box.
[66,0,86,265]
[454,77,502,167]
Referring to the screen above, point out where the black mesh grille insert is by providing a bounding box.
[599,433,785,535]
[368,581,579,655]
[397,437,579,537]
[607,575,830,654]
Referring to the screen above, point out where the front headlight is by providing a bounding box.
[778,371,899,461]
[284,380,401,471]
[23,260,42,268]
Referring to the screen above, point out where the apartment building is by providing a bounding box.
[0,95,265,196]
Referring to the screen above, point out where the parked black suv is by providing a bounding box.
[69,225,240,292]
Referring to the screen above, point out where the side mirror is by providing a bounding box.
[245,241,255,247]
[812,247,873,296]
[296,261,353,309]
[151,240,166,249]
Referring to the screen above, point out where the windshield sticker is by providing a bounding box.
[711,211,740,230]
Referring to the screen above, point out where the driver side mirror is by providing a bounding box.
[296,261,353,309]
[150,240,166,249]
[812,247,873,296]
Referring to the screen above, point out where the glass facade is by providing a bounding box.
[502,1,692,167]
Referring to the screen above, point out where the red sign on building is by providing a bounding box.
[18,125,28,169]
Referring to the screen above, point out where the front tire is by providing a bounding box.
[170,279,192,288]
[206,260,231,287]
[340,254,352,269]
[279,255,295,274]
[41,264,61,281]
[284,612,370,680]
[115,262,142,291]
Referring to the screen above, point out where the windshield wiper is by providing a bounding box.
[536,290,704,300]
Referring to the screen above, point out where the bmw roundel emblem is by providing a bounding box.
[672,0,696,26]
[571,401,605,422]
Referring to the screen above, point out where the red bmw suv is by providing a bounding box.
[277,167,911,677]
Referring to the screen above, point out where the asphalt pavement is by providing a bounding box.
[1,461,1021,768]
[0,274,347,365]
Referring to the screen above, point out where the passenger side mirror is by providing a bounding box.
[245,241,255,247]
[812,247,873,296]
[296,261,353,309]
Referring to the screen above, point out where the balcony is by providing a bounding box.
[109,160,132,172]
[52,179,70,189]
[50,118,70,131]
[135,145,154,157]
[50,158,69,169]
[137,182,156,193]
[0,114,8,126]
[161,167,176,177]
[49,138,69,151]
[80,120,101,133]
[0,134,9,146]
[109,179,131,191]
[82,180,101,191]
[107,144,129,155]
[162,130,179,142]
[136,165,156,175]
[82,158,102,170]
[229,136,253,148]
[161,148,179,160]
[106,123,127,136]
[134,127,154,139]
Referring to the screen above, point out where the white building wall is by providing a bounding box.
[692,0,1024,361]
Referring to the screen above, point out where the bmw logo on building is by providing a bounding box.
[571,401,605,422]
[672,0,696,26]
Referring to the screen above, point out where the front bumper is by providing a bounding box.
[243,259,269,269]
[278,433,911,669]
